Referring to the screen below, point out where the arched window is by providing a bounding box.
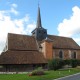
[59,50,63,59]
[72,52,77,59]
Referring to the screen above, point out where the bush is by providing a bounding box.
[29,67,45,76]
[48,59,80,70]
[77,60,80,66]
[63,59,80,68]
[48,59,65,70]
[64,60,70,65]
[69,59,78,68]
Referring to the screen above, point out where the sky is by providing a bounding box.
[0,0,80,53]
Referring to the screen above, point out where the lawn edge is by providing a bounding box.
[54,72,80,80]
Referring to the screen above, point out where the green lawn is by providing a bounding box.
[0,68,80,80]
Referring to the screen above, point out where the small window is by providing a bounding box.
[59,50,63,59]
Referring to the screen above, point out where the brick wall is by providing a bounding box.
[41,40,53,60]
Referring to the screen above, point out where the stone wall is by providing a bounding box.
[76,50,80,59]
[53,49,80,60]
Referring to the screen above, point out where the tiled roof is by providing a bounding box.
[8,33,38,51]
[48,35,80,49]
[0,50,47,64]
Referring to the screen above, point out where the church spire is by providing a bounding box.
[31,5,47,41]
[36,6,42,28]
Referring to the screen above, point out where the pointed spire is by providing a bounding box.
[36,5,42,28]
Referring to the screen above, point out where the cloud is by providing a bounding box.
[26,22,36,34]
[57,6,80,45]
[9,3,19,15]
[58,6,80,37]
[1,3,19,15]
[10,7,19,15]
[0,3,36,54]
[11,3,18,8]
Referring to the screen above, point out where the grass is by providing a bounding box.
[0,68,80,80]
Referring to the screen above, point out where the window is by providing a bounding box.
[72,52,77,59]
[69,50,77,59]
[59,50,63,59]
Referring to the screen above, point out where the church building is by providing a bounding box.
[0,6,80,72]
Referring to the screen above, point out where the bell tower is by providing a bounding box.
[32,6,47,41]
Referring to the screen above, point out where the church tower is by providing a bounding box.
[32,6,47,41]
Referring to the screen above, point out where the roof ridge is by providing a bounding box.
[48,34,72,39]
[8,33,32,37]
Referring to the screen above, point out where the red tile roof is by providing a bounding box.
[48,35,80,49]
[8,33,38,51]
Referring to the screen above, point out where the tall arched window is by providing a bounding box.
[59,50,63,59]
[72,52,77,59]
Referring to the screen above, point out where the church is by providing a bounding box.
[0,6,80,72]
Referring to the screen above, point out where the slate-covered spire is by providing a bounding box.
[32,5,47,41]
[36,6,42,28]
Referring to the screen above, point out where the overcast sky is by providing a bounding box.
[0,0,80,53]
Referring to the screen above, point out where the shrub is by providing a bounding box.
[63,59,79,68]
[48,59,80,70]
[77,60,80,66]
[64,60,70,65]
[30,67,45,76]
[69,59,78,68]
[48,59,65,70]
